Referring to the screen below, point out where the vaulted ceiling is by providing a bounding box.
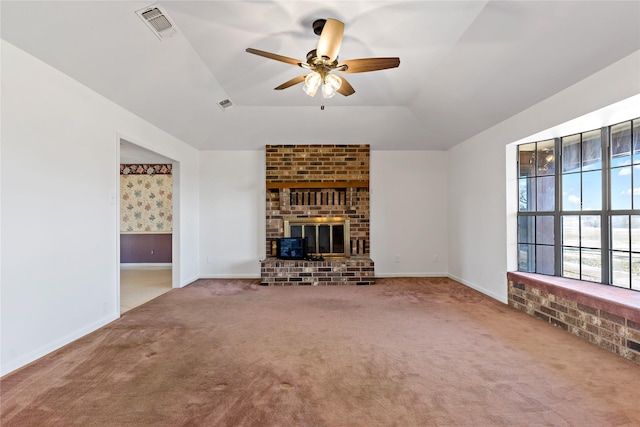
[2,1,639,151]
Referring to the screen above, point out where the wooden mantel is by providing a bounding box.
[266,181,369,190]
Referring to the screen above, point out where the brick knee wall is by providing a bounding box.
[508,277,640,365]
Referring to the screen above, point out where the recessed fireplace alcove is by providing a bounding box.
[260,144,374,285]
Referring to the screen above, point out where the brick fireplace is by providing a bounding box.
[260,144,374,285]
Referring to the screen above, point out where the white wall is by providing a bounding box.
[371,151,449,276]
[197,149,448,279]
[198,150,265,278]
[448,49,640,303]
[0,41,199,375]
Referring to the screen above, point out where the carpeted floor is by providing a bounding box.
[2,277,639,426]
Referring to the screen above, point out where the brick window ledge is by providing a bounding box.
[507,271,640,364]
[507,272,640,323]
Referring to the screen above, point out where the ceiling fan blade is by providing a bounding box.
[275,75,307,90]
[337,76,355,97]
[316,19,344,62]
[246,48,303,66]
[338,57,400,73]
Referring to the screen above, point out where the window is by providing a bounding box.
[517,118,640,291]
[517,139,555,274]
[560,130,603,282]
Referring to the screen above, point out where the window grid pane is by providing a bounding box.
[562,173,581,211]
[537,176,555,211]
[519,178,536,212]
[582,130,602,171]
[518,143,536,177]
[611,122,631,167]
[518,216,535,244]
[581,171,601,210]
[562,216,579,247]
[581,248,601,283]
[537,139,555,176]
[633,120,640,164]
[536,216,554,245]
[562,134,581,173]
[610,215,629,251]
[632,216,640,252]
[611,251,630,288]
[611,166,632,210]
[536,245,554,275]
[632,253,640,291]
[518,244,535,272]
[581,216,601,249]
[562,247,580,279]
[634,165,640,209]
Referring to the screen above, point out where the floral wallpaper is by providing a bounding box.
[120,168,172,232]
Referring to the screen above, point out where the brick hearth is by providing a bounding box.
[260,258,374,286]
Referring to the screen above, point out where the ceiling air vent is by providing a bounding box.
[218,99,234,111]
[136,4,177,40]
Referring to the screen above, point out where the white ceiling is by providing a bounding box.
[2,1,639,152]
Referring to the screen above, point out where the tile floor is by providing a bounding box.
[120,265,172,313]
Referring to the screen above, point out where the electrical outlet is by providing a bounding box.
[207,256,213,264]
[395,254,400,263]
[432,254,438,263]
[150,250,154,255]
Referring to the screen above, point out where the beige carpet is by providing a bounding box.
[2,277,639,426]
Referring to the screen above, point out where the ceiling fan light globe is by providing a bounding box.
[322,74,342,98]
[325,74,342,89]
[303,84,318,97]
[303,71,321,97]
[322,84,336,98]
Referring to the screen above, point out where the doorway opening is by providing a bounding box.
[118,138,177,313]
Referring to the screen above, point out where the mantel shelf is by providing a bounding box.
[266,181,369,190]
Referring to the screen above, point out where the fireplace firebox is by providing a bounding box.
[284,217,350,257]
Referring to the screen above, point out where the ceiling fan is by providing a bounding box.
[246,18,400,98]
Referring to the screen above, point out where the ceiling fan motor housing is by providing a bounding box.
[312,19,326,36]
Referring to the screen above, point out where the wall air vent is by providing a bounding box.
[218,99,234,111]
[136,4,177,40]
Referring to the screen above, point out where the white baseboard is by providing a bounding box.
[375,273,507,304]
[180,275,200,288]
[375,272,449,278]
[448,274,508,304]
[198,273,261,280]
[0,312,119,377]
[120,263,172,268]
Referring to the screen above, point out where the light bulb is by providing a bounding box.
[322,74,342,98]
[303,72,321,97]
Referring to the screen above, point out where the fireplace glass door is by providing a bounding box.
[285,218,349,257]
